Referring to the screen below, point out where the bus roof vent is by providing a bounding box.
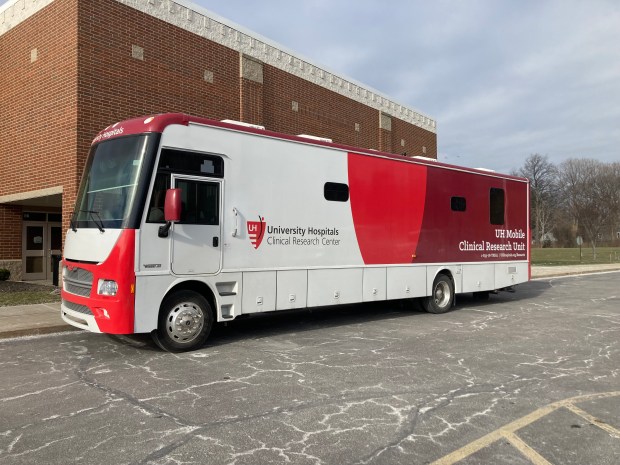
[297,134,333,143]
[221,119,265,130]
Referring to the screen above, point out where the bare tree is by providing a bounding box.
[558,159,609,257]
[597,162,620,242]
[517,154,558,247]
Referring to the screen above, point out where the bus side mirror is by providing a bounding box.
[158,188,181,238]
[164,188,181,222]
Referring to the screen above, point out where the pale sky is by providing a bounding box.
[3,0,619,173]
[193,0,620,173]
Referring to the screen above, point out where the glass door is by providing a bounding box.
[47,223,62,281]
[22,222,46,280]
[22,221,62,281]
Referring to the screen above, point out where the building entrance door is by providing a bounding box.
[22,220,62,281]
[23,222,46,280]
[47,223,62,281]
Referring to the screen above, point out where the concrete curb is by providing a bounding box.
[531,264,620,279]
[0,301,74,340]
[532,269,620,279]
[0,325,79,340]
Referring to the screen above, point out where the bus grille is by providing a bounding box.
[62,299,94,316]
[63,267,93,297]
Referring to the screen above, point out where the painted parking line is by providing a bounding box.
[503,431,554,465]
[564,403,620,439]
[430,391,620,465]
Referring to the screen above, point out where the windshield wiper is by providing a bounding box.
[79,210,105,232]
[70,211,77,232]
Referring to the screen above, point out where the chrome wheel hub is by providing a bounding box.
[166,303,204,342]
[434,282,450,308]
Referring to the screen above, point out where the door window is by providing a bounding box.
[26,226,44,251]
[176,180,219,225]
[23,224,45,278]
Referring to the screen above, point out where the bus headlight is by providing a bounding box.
[98,279,118,296]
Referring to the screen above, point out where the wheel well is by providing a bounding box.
[165,280,217,317]
[435,269,454,286]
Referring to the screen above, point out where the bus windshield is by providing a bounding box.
[73,134,157,229]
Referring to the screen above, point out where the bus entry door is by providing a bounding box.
[170,175,222,275]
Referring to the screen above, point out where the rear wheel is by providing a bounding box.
[423,274,454,314]
[153,290,213,352]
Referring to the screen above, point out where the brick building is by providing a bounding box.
[0,0,437,281]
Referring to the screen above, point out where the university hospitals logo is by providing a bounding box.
[246,216,341,250]
[247,216,266,249]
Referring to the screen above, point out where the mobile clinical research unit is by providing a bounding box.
[61,114,530,351]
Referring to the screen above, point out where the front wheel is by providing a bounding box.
[153,290,213,352]
[423,274,454,314]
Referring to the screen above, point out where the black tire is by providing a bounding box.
[409,298,426,312]
[153,290,213,352]
[423,274,454,314]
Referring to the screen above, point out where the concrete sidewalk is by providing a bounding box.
[1,264,619,340]
[0,301,73,339]
[531,263,620,278]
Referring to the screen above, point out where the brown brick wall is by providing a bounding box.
[261,65,436,155]
[75,0,241,178]
[0,206,22,260]
[262,65,379,149]
[1,0,437,270]
[379,128,393,154]
[240,77,264,126]
[392,117,437,157]
[0,0,79,261]
[77,0,242,238]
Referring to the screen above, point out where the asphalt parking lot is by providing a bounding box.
[0,272,618,465]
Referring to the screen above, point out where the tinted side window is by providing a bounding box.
[451,196,466,212]
[158,149,223,177]
[490,188,505,225]
[324,182,349,202]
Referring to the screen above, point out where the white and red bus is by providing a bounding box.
[61,113,530,351]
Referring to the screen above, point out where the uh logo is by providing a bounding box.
[247,216,266,249]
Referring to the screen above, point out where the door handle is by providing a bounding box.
[213,236,219,247]
[232,207,239,237]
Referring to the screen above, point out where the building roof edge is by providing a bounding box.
[0,0,55,35]
[119,0,437,133]
[0,0,437,133]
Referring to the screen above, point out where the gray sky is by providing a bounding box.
[3,0,618,173]
[193,0,620,173]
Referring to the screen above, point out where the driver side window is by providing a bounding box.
[146,174,170,223]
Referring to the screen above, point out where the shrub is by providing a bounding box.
[0,269,10,281]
